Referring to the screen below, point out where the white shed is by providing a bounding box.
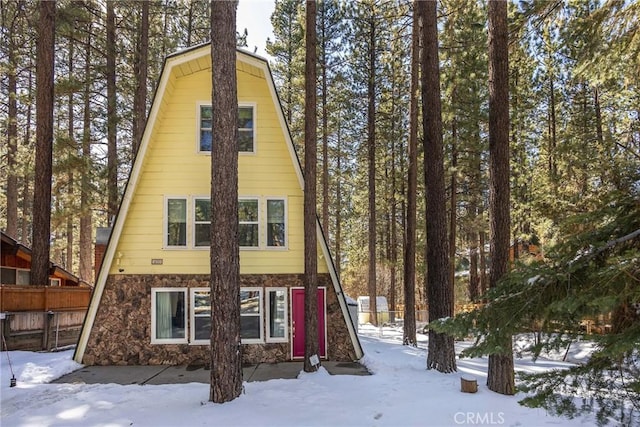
[357,296,389,324]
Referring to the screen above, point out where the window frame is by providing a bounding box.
[196,102,257,154]
[240,287,264,344]
[151,288,188,344]
[265,287,288,343]
[192,196,211,249]
[164,196,188,249]
[190,287,211,345]
[237,103,256,154]
[265,197,287,249]
[16,268,30,285]
[49,278,61,287]
[197,103,213,153]
[238,197,260,249]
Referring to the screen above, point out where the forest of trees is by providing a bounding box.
[1,0,639,421]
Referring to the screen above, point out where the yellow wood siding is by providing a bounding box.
[111,60,327,275]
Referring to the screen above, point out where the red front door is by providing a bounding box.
[291,288,326,359]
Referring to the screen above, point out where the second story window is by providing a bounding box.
[166,198,187,247]
[238,198,259,248]
[199,106,213,151]
[267,199,286,247]
[199,105,255,153]
[194,198,211,247]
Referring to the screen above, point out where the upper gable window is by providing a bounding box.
[199,106,213,151]
[199,105,255,153]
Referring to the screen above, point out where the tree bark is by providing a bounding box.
[487,0,515,395]
[31,0,55,287]
[403,2,420,347]
[420,0,456,373]
[335,118,342,279]
[303,0,320,373]
[66,36,75,271]
[367,7,378,327]
[320,4,329,239]
[6,10,19,239]
[209,0,242,403]
[79,23,93,283]
[133,0,149,154]
[106,0,118,220]
[21,65,33,244]
[449,117,457,314]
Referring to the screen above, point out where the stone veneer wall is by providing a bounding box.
[82,273,358,366]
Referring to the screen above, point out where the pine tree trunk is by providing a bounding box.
[31,0,55,287]
[209,0,242,403]
[367,9,378,327]
[106,0,118,220]
[6,24,18,238]
[79,26,93,282]
[335,120,342,279]
[21,67,32,245]
[403,2,419,347]
[389,69,398,320]
[449,120,457,313]
[133,0,149,154]
[66,37,75,271]
[487,0,514,395]
[320,6,329,239]
[468,229,479,301]
[303,0,319,373]
[420,0,456,373]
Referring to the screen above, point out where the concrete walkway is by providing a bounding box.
[53,361,370,385]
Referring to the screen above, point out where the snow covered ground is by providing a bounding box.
[1,326,598,427]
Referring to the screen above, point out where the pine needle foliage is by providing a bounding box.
[431,187,640,425]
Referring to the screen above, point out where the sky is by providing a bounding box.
[237,0,276,58]
[0,326,603,427]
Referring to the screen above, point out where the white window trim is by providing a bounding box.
[49,278,62,287]
[239,197,261,249]
[265,197,288,250]
[190,287,210,345]
[240,286,264,344]
[238,102,257,155]
[164,196,189,249]
[196,102,257,155]
[192,196,211,249]
[162,196,287,251]
[265,287,288,343]
[151,288,188,344]
[196,102,212,155]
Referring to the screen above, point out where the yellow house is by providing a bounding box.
[73,45,362,366]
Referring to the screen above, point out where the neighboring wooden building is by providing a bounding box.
[74,45,363,366]
[0,231,92,350]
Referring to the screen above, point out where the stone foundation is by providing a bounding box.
[83,274,358,366]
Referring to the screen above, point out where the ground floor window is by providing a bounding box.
[151,288,187,344]
[154,286,289,345]
[240,288,263,343]
[266,288,288,342]
[190,288,211,344]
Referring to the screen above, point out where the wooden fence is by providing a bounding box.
[0,285,91,312]
[0,285,91,351]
